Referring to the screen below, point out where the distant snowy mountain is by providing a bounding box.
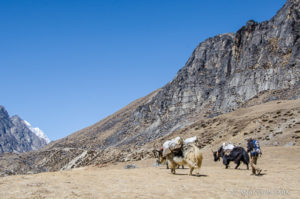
[0,105,49,153]
[23,120,51,144]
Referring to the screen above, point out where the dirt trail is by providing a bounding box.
[0,146,299,199]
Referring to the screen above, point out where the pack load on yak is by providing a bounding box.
[222,142,235,155]
[222,142,234,150]
[162,136,198,157]
[183,136,198,145]
[162,137,184,157]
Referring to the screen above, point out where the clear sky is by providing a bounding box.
[0,0,285,141]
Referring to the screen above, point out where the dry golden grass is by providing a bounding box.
[1,146,299,199]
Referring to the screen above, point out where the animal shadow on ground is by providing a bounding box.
[250,172,266,177]
[227,167,249,170]
[158,168,188,170]
[169,173,208,177]
[193,174,208,177]
[255,172,266,177]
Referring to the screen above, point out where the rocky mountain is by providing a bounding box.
[23,120,51,144]
[0,106,49,153]
[51,0,300,149]
[0,0,299,175]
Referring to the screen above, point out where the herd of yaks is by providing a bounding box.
[153,136,262,176]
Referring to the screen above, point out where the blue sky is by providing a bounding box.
[0,0,285,141]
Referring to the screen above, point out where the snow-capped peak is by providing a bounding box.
[24,120,51,144]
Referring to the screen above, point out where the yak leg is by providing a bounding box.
[166,161,169,169]
[171,168,176,174]
[235,161,240,169]
[225,160,230,169]
[185,159,197,168]
[242,159,249,170]
[223,157,229,169]
[189,167,194,176]
[195,167,200,176]
[234,153,243,169]
[224,159,229,169]
[168,160,176,174]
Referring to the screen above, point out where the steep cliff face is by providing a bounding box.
[88,0,300,148]
[47,0,300,151]
[0,106,16,153]
[0,106,48,153]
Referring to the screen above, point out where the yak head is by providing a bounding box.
[153,148,165,164]
[212,146,223,161]
[212,150,220,161]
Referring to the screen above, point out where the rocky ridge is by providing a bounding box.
[1,99,300,176]
[1,0,300,176]
[0,106,48,154]
[53,0,300,149]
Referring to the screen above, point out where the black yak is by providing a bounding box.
[213,146,249,169]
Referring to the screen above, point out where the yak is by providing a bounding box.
[155,143,203,176]
[153,136,198,170]
[153,148,184,169]
[213,146,249,170]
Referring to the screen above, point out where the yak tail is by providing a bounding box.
[191,144,203,168]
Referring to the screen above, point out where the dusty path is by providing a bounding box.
[0,146,299,199]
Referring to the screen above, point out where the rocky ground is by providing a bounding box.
[1,99,299,198]
[0,146,299,199]
[1,99,300,176]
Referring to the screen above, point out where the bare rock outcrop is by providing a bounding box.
[1,0,300,176]
[0,106,47,154]
[100,0,300,147]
